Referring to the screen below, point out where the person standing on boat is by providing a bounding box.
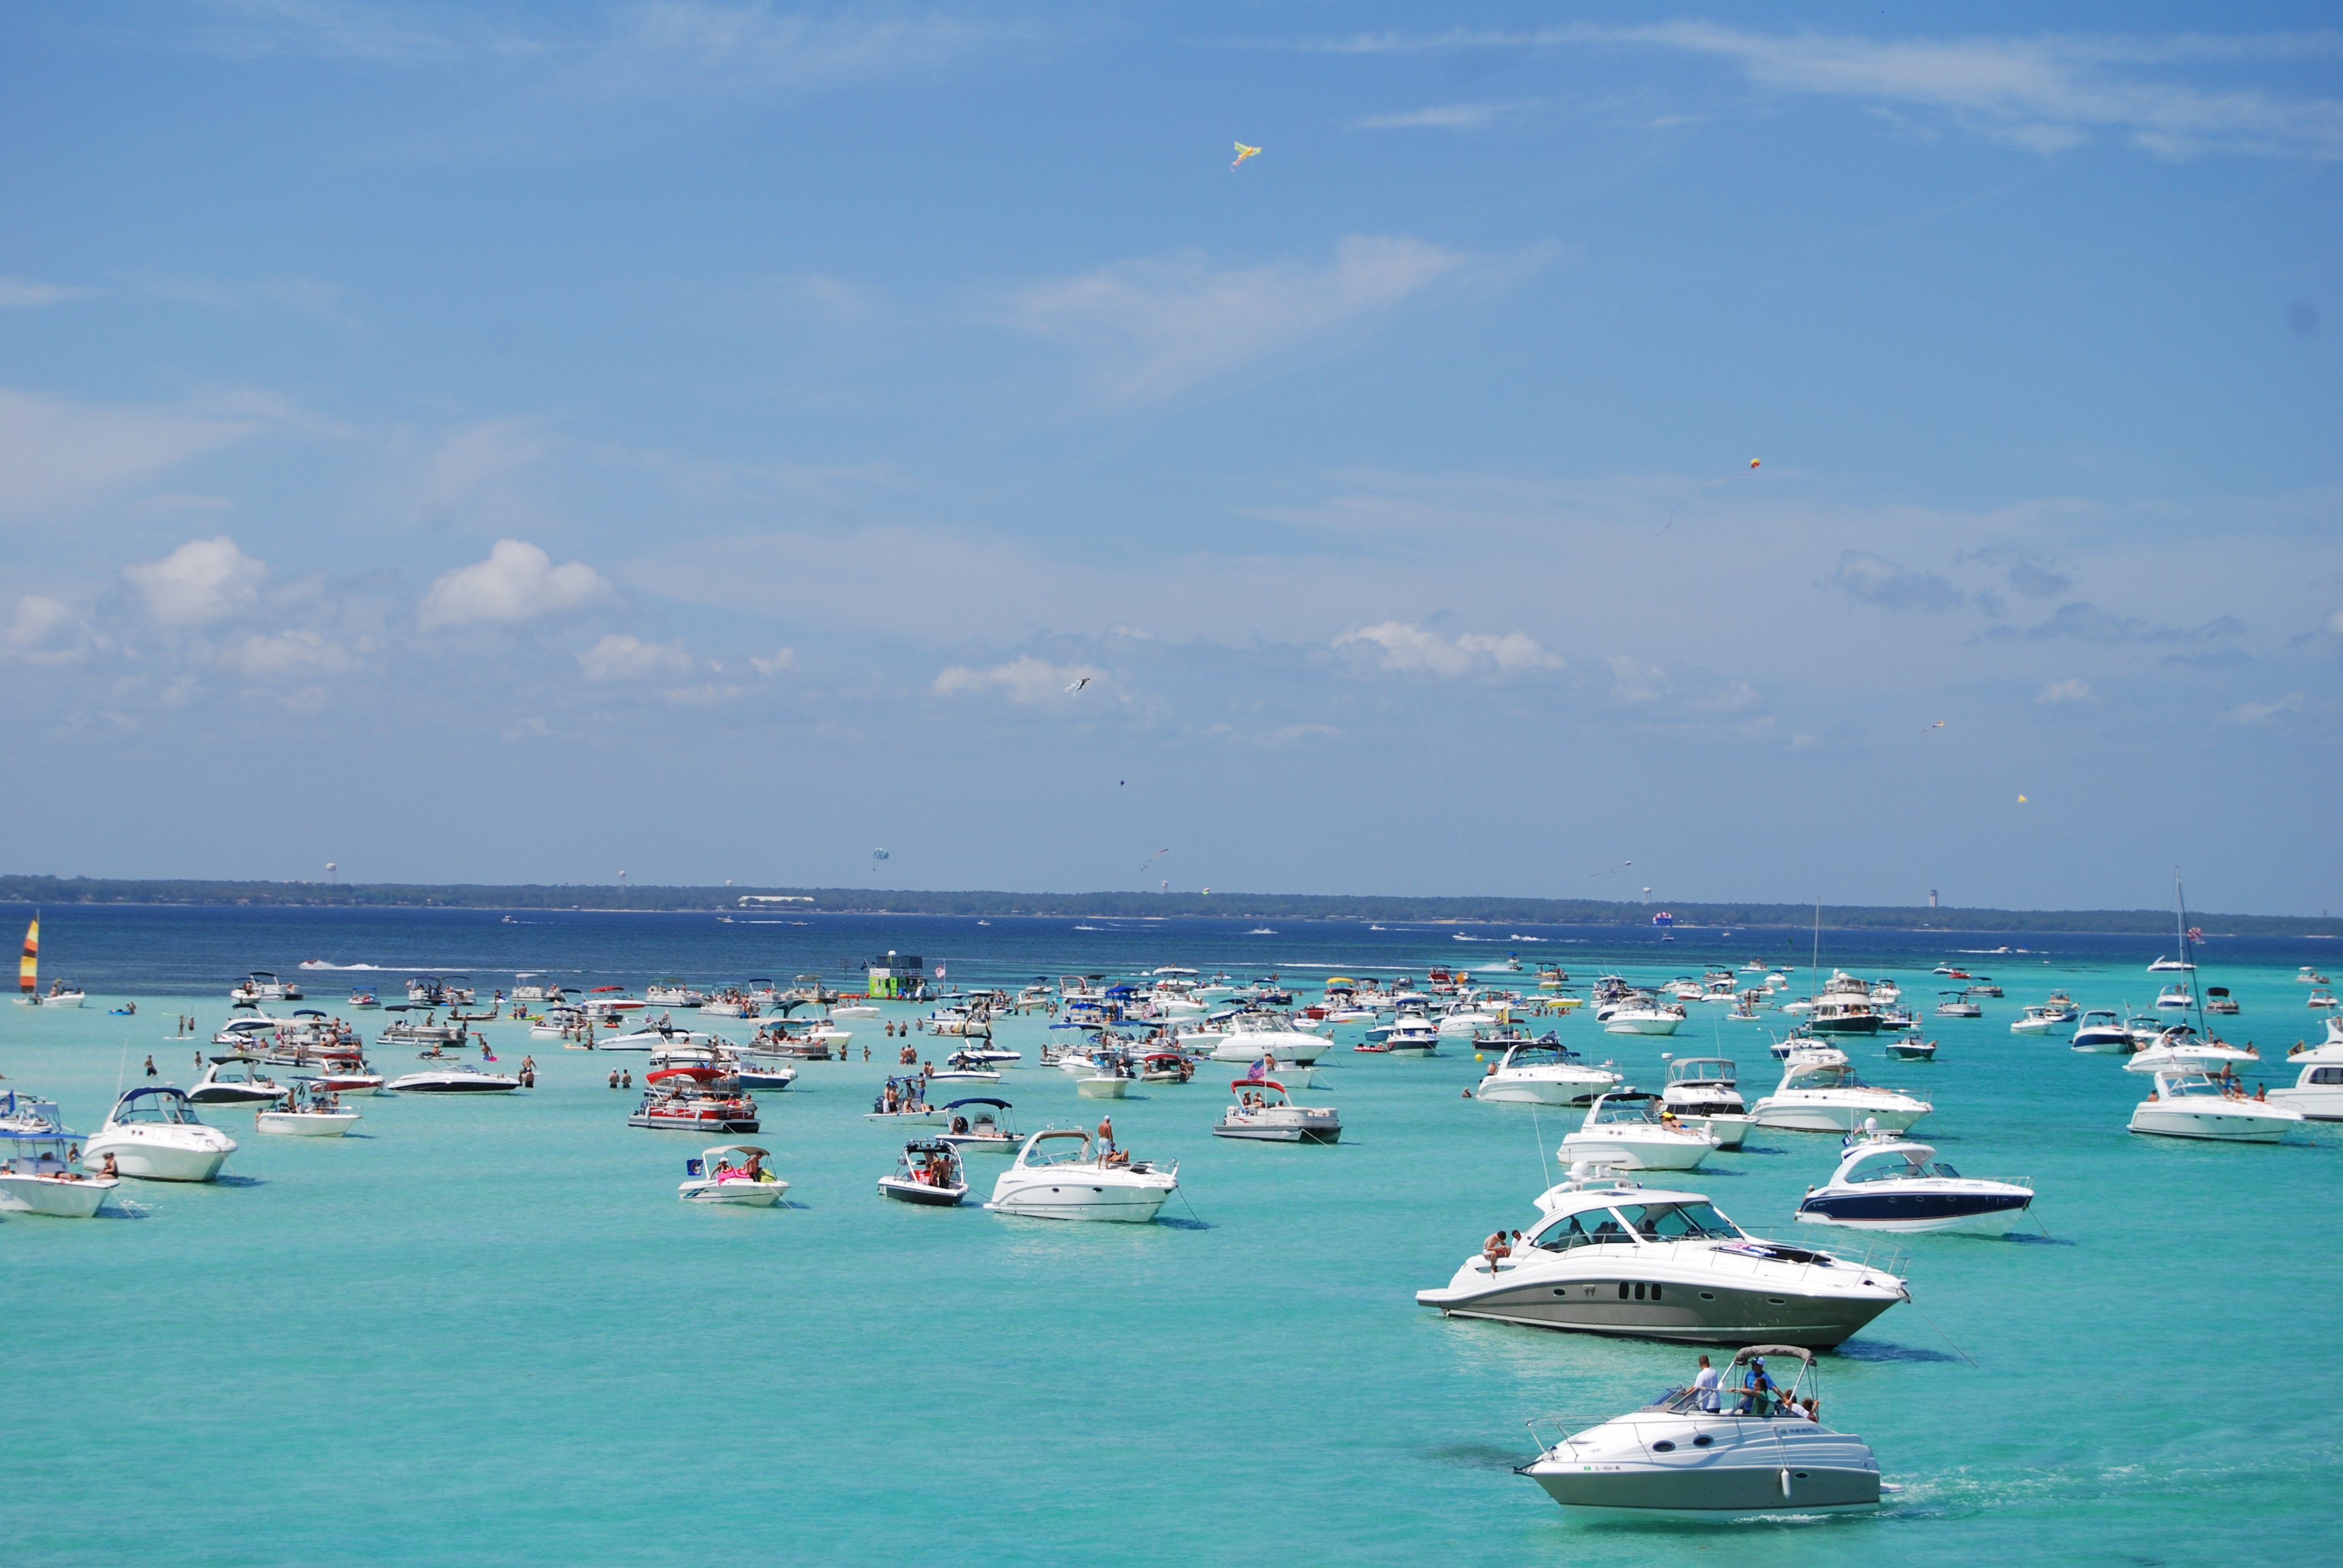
[1693,1354,1721,1413]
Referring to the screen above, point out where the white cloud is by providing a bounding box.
[1012,235,1469,399]
[1350,102,1521,131]
[0,389,266,518]
[421,420,548,514]
[1334,621,1561,677]
[0,278,96,308]
[122,536,269,626]
[750,647,797,676]
[1301,24,2343,160]
[1605,654,1669,705]
[578,633,693,681]
[2036,676,2097,704]
[932,656,1101,704]
[418,539,614,630]
[214,629,353,677]
[2326,607,2343,636]
[2220,691,2305,726]
[2,595,90,665]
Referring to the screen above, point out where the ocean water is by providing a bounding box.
[3,905,2337,1567]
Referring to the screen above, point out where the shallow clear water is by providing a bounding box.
[4,907,2336,1565]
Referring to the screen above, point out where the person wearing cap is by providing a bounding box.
[1739,1356,1775,1416]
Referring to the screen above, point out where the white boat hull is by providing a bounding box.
[680,1177,787,1205]
[1682,1114,1749,1150]
[1604,1016,1683,1037]
[1560,1130,1715,1171]
[1749,1097,1927,1134]
[255,1110,361,1137]
[1208,1033,1328,1064]
[2128,1106,2295,1142]
[1475,1073,1616,1106]
[986,1180,1172,1223]
[1075,1077,1132,1099]
[0,1173,117,1217]
[82,1132,234,1182]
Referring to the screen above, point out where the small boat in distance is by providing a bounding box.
[1213,1078,1342,1143]
[877,1139,969,1206]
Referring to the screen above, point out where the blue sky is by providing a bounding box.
[1,2,2337,911]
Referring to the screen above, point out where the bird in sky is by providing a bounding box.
[1928,719,1945,731]
[1231,142,1261,169]
[1066,676,1091,693]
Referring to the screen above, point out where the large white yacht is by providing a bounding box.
[187,1058,288,1106]
[1560,1091,1720,1171]
[1415,1165,1908,1349]
[1748,1052,1931,1134]
[1659,1057,1749,1149]
[2129,1070,2304,1142]
[1602,1002,1686,1037]
[2270,1039,2343,1120]
[80,1086,238,1181]
[1207,1011,1329,1064]
[385,1063,523,1093]
[1472,1040,1619,1106]
[985,1129,1180,1222]
[2122,1028,2261,1076]
[1517,1346,1881,1517]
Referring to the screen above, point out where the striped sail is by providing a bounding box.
[18,916,36,994]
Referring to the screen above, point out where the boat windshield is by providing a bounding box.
[1613,1201,1742,1240]
[1022,1134,1093,1166]
[119,1094,199,1126]
[1592,1097,1660,1125]
[1844,1151,1950,1183]
[1528,1209,1636,1251]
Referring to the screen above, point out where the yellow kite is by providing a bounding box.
[1231,142,1262,169]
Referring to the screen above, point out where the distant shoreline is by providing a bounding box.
[0,875,2332,938]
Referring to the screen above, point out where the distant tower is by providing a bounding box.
[1929,889,1939,909]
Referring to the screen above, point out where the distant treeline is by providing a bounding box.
[0,875,2332,937]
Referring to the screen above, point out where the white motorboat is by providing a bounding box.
[1603,1003,1686,1037]
[1561,1091,1720,1171]
[2009,1005,2070,1036]
[2271,1040,2343,1120]
[1381,1016,1441,1056]
[0,1093,119,1217]
[1415,1165,1907,1348]
[2123,1028,2261,1076]
[678,1143,786,1205]
[1933,992,1982,1019]
[2128,1070,2303,1142]
[1075,1068,1133,1099]
[1659,1058,1749,1150]
[384,1064,522,1093]
[186,1057,289,1106]
[1518,1346,1881,1517]
[1795,1127,2033,1235]
[935,1097,1021,1155]
[1208,1013,1329,1064]
[2147,955,2195,973]
[254,1083,361,1137]
[81,1086,237,1182]
[230,970,303,1004]
[2154,983,2195,1011]
[877,1138,969,1205]
[1212,1077,1342,1143]
[2070,1008,2134,1053]
[985,1129,1179,1223]
[1748,1053,1931,1134]
[1474,1040,1620,1106]
[1806,973,1884,1036]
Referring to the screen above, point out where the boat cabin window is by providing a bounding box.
[1529,1212,1616,1252]
[120,1096,197,1125]
[2310,1068,2343,1086]
[1613,1201,1740,1240]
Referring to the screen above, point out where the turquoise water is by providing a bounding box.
[4,910,2338,1566]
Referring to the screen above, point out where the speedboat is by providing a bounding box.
[935,1098,1020,1155]
[877,1139,968,1206]
[986,1129,1180,1222]
[1748,1053,1931,1134]
[1474,1040,1620,1107]
[1796,1127,2033,1235]
[0,1093,119,1217]
[1882,1035,1937,1062]
[1602,1003,1686,1037]
[2272,1040,2343,1120]
[1658,1058,1748,1149]
[679,1144,785,1204]
[2128,1070,2303,1142]
[2147,955,2195,973]
[2123,1028,2260,1076]
[2311,989,2340,1011]
[2009,1005,2070,1036]
[230,971,303,1004]
[2203,986,2240,1016]
[1415,1165,1907,1349]
[1213,1078,1341,1143]
[1933,992,1982,1019]
[186,1057,289,1106]
[1517,1346,1881,1517]
[80,1086,237,1182]
[1382,1017,1441,1055]
[2154,984,2195,1011]
[1561,1091,1720,1171]
[254,1083,361,1137]
[2071,1009,2133,1053]
[1210,1012,1329,1064]
[385,1064,522,1093]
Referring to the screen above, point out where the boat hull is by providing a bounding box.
[680,1178,786,1205]
[1476,1075,1614,1106]
[1420,1275,1895,1351]
[1603,1017,1683,1037]
[1749,1099,1927,1134]
[1529,1462,1880,1517]
[254,1111,360,1137]
[2128,1107,2292,1142]
[1075,1077,1132,1099]
[83,1134,233,1183]
[0,1173,117,1217]
[877,1177,968,1206]
[1560,1132,1714,1171]
[1796,1191,2031,1235]
[986,1178,1173,1223]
